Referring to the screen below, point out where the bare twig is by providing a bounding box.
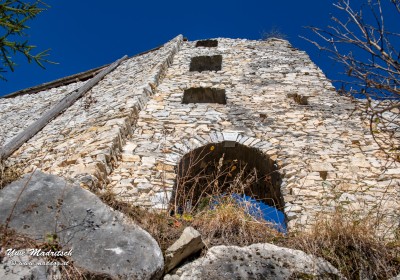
[304,0,400,160]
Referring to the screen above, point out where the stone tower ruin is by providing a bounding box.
[1,35,399,235]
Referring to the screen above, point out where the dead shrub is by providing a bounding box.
[0,225,37,260]
[286,211,400,280]
[172,144,283,217]
[170,144,285,247]
[192,196,284,247]
[99,186,284,251]
[262,26,288,40]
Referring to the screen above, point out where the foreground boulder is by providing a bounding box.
[0,171,163,279]
[164,243,342,280]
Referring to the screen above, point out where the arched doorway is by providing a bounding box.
[171,141,286,229]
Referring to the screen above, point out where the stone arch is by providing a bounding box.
[169,132,285,217]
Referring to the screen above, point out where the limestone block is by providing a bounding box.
[222,132,239,142]
[142,156,157,167]
[121,153,140,162]
[164,227,205,273]
[310,162,335,172]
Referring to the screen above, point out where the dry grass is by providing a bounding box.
[99,185,400,279]
[167,145,400,278]
[2,150,399,279]
[170,147,285,247]
[0,225,38,258]
[286,211,400,280]
[99,189,283,251]
[192,196,284,247]
[0,162,22,189]
[4,188,399,279]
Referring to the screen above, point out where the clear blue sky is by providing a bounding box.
[0,0,396,96]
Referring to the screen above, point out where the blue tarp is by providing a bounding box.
[213,193,287,233]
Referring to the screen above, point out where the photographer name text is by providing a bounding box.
[6,248,73,257]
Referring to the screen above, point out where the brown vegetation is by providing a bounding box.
[98,187,400,279]
[0,162,22,190]
[286,211,400,279]
[0,225,84,280]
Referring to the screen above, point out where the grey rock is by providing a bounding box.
[165,227,204,273]
[0,171,163,280]
[164,243,342,280]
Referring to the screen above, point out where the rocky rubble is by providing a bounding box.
[164,243,343,280]
[0,172,345,279]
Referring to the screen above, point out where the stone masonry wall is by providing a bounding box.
[0,81,84,145]
[107,38,400,235]
[2,35,182,188]
[1,36,399,236]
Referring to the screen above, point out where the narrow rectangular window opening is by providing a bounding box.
[182,87,226,104]
[189,55,222,72]
[196,40,218,47]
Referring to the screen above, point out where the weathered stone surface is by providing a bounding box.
[164,243,342,280]
[310,162,335,172]
[0,82,83,146]
[103,38,399,237]
[0,171,163,280]
[165,226,205,273]
[2,34,182,190]
[0,255,61,280]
